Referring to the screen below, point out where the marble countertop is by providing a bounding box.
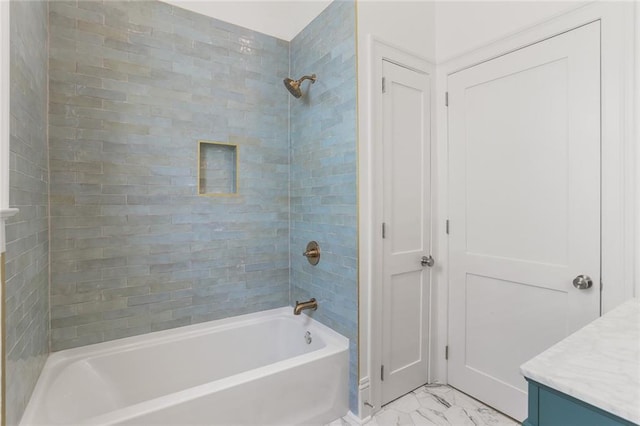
[520,298,640,424]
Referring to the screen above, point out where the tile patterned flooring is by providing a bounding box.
[328,385,520,426]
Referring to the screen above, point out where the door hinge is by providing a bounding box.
[445,346,449,360]
[381,365,385,381]
[382,77,386,93]
[446,220,450,235]
[382,222,386,239]
[445,91,449,107]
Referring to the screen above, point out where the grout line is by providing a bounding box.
[287,39,292,307]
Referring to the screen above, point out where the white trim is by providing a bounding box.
[0,0,9,214]
[357,378,372,422]
[0,1,11,209]
[635,6,640,298]
[432,50,449,385]
[344,410,363,425]
[435,1,637,384]
[0,0,14,253]
[435,3,596,67]
[0,209,20,254]
[0,210,18,219]
[358,36,436,414]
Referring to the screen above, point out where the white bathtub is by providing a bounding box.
[20,307,349,425]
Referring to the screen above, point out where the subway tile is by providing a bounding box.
[103,325,152,342]
[76,299,128,316]
[103,58,151,76]
[76,256,127,271]
[51,334,104,352]
[76,63,127,81]
[127,292,172,307]
[77,86,127,101]
[100,305,149,321]
[76,278,127,294]
[151,317,192,332]
[76,318,129,336]
[51,326,78,342]
[51,312,103,329]
[102,285,150,300]
[51,3,104,25]
[127,311,173,328]
[77,20,126,41]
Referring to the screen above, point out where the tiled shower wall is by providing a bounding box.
[6,1,50,424]
[290,1,358,412]
[44,0,358,417]
[48,1,290,351]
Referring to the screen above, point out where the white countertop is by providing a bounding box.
[521,298,640,424]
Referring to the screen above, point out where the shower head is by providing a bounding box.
[283,74,317,98]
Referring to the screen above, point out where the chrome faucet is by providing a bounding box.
[294,298,318,315]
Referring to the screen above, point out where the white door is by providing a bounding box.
[381,60,432,405]
[448,22,601,421]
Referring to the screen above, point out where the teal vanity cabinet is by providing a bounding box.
[524,380,636,426]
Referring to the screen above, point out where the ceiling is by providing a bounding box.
[163,0,333,41]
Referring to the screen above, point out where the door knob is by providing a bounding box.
[421,255,434,267]
[572,275,593,290]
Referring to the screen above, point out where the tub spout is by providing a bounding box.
[294,298,317,315]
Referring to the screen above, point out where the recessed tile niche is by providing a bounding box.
[198,141,238,196]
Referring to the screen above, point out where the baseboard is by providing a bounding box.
[345,410,365,425]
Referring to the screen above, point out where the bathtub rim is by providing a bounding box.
[49,306,347,363]
[21,306,349,426]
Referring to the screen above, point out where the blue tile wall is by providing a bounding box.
[48,1,291,351]
[6,1,50,424]
[289,0,358,413]
[45,0,359,415]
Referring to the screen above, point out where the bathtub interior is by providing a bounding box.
[22,308,348,425]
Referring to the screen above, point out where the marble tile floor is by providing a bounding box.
[328,384,520,426]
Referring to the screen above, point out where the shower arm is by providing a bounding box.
[297,74,317,85]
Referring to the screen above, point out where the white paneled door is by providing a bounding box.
[447,22,601,421]
[381,60,432,405]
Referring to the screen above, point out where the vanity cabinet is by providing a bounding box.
[524,380,636,426]
[520,299,640,426]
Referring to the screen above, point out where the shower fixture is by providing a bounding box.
[303,241,320,265]
[283,74,317,98]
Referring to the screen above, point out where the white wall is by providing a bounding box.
[356,0,435,419]
[357,2,638,418]
[1,0,9,222]
[358,1,436,63]
[435,1,587,62]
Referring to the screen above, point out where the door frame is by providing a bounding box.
[433,2,637,384]
[362,38,436,415]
